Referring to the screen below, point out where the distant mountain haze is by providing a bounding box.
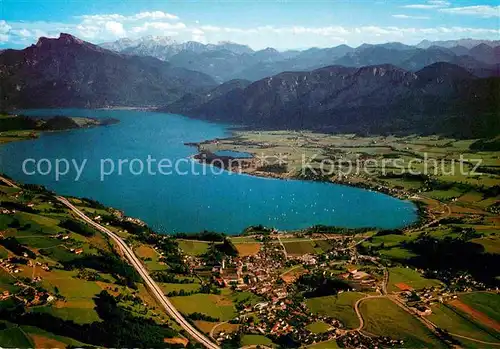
[164,63,500,138]
[101,36,500,82]
[1,33,498,139]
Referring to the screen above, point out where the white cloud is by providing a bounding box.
[428,0,451,6]
[133,11,179,21]
[2,9,499,50]
[191,28,206,43]
[16,29,32,37]
[131,21,186,34]
[392,14,430,19]
[403,0,450,9]
[105,21,126,37]
[0,20,11,43]
[79,11,178,23]
[76,24,100,39]
[439,5,500,18]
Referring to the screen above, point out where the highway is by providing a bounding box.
[0,176,19,188]
[55,196,220,349]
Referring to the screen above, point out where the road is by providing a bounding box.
[55,196,220,349]
[351,261,500,347]
[277,235,288,259]
[0,176,19,188]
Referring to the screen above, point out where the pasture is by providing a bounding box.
[306,321,331,334]
[360,298,446,348]
[306,292,364,329]
[428,303,499,343]
[387,267,442,292]
[177,240,210,256]
[170,293,237,321]
[283,240,316,255]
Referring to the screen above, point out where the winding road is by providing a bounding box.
[55,196,220,349]
[351,259,500,347]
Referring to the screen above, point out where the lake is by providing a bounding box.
[0,109,417,234]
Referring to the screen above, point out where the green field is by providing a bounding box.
[306,292,365,329]
[177,240,211,256]
[0,322,34,347]
[458,292,500,324]
[0,269,21,293]
[379,247,418,260]
[232,291,264,306]
[306,339,340,348]
[229,236,260,243]
[170,293,237,321]
[21,325,87,347]
[41,269,102,298]
[0,246,8,259]
[240,334,274,347]
[428,303,499,343]
[471,237,500,254]
[360,298,445,348]
[306,321,331,334]
[30,305,101,324]
[159,282,201,294]
[312,239,335,252]
[388,267,442,292]
[283,240,316,255]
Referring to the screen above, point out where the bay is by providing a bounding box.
[0,109,418,234]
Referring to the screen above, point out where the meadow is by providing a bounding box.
[306,292,365,329]
[360,298,446,348]
[387,267,443,292]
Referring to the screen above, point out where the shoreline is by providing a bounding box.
[1,111,425,235]
[186,141,427,231]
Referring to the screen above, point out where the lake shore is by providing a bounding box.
[0,109,419,234]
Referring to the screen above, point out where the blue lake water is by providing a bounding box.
[0,109,417,234]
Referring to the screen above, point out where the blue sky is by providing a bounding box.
[1,0,499,49]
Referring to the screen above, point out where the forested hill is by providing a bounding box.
[164,62,500,138]
[0,33,216,110]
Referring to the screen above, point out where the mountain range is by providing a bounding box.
[163,63,499,138]
[0,34,216,109]
[100,36,500,82]
[1,33,498,138]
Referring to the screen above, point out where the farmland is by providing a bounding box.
[387,267,443,292]
[306,321,332,334]
[458,292,500,324]
[170,293,237,321]
[360,298,446,348]
[177,239,211,256]
[0,128,499,348]
[0,182,188,347]
[428,303,499,343]
[283,240,317,255]
[240,334,274,347]
[306,292,365,329]
[234,242,261,256]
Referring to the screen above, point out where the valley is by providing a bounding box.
[0,10,498,348]
[0,114,498,348]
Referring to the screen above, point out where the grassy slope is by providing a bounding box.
[306,292,365,329]
[387,267,443,292]
[0,184,182,347]
[428,303,499,342]
[360,298,445,348]
[458,292,500,324]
